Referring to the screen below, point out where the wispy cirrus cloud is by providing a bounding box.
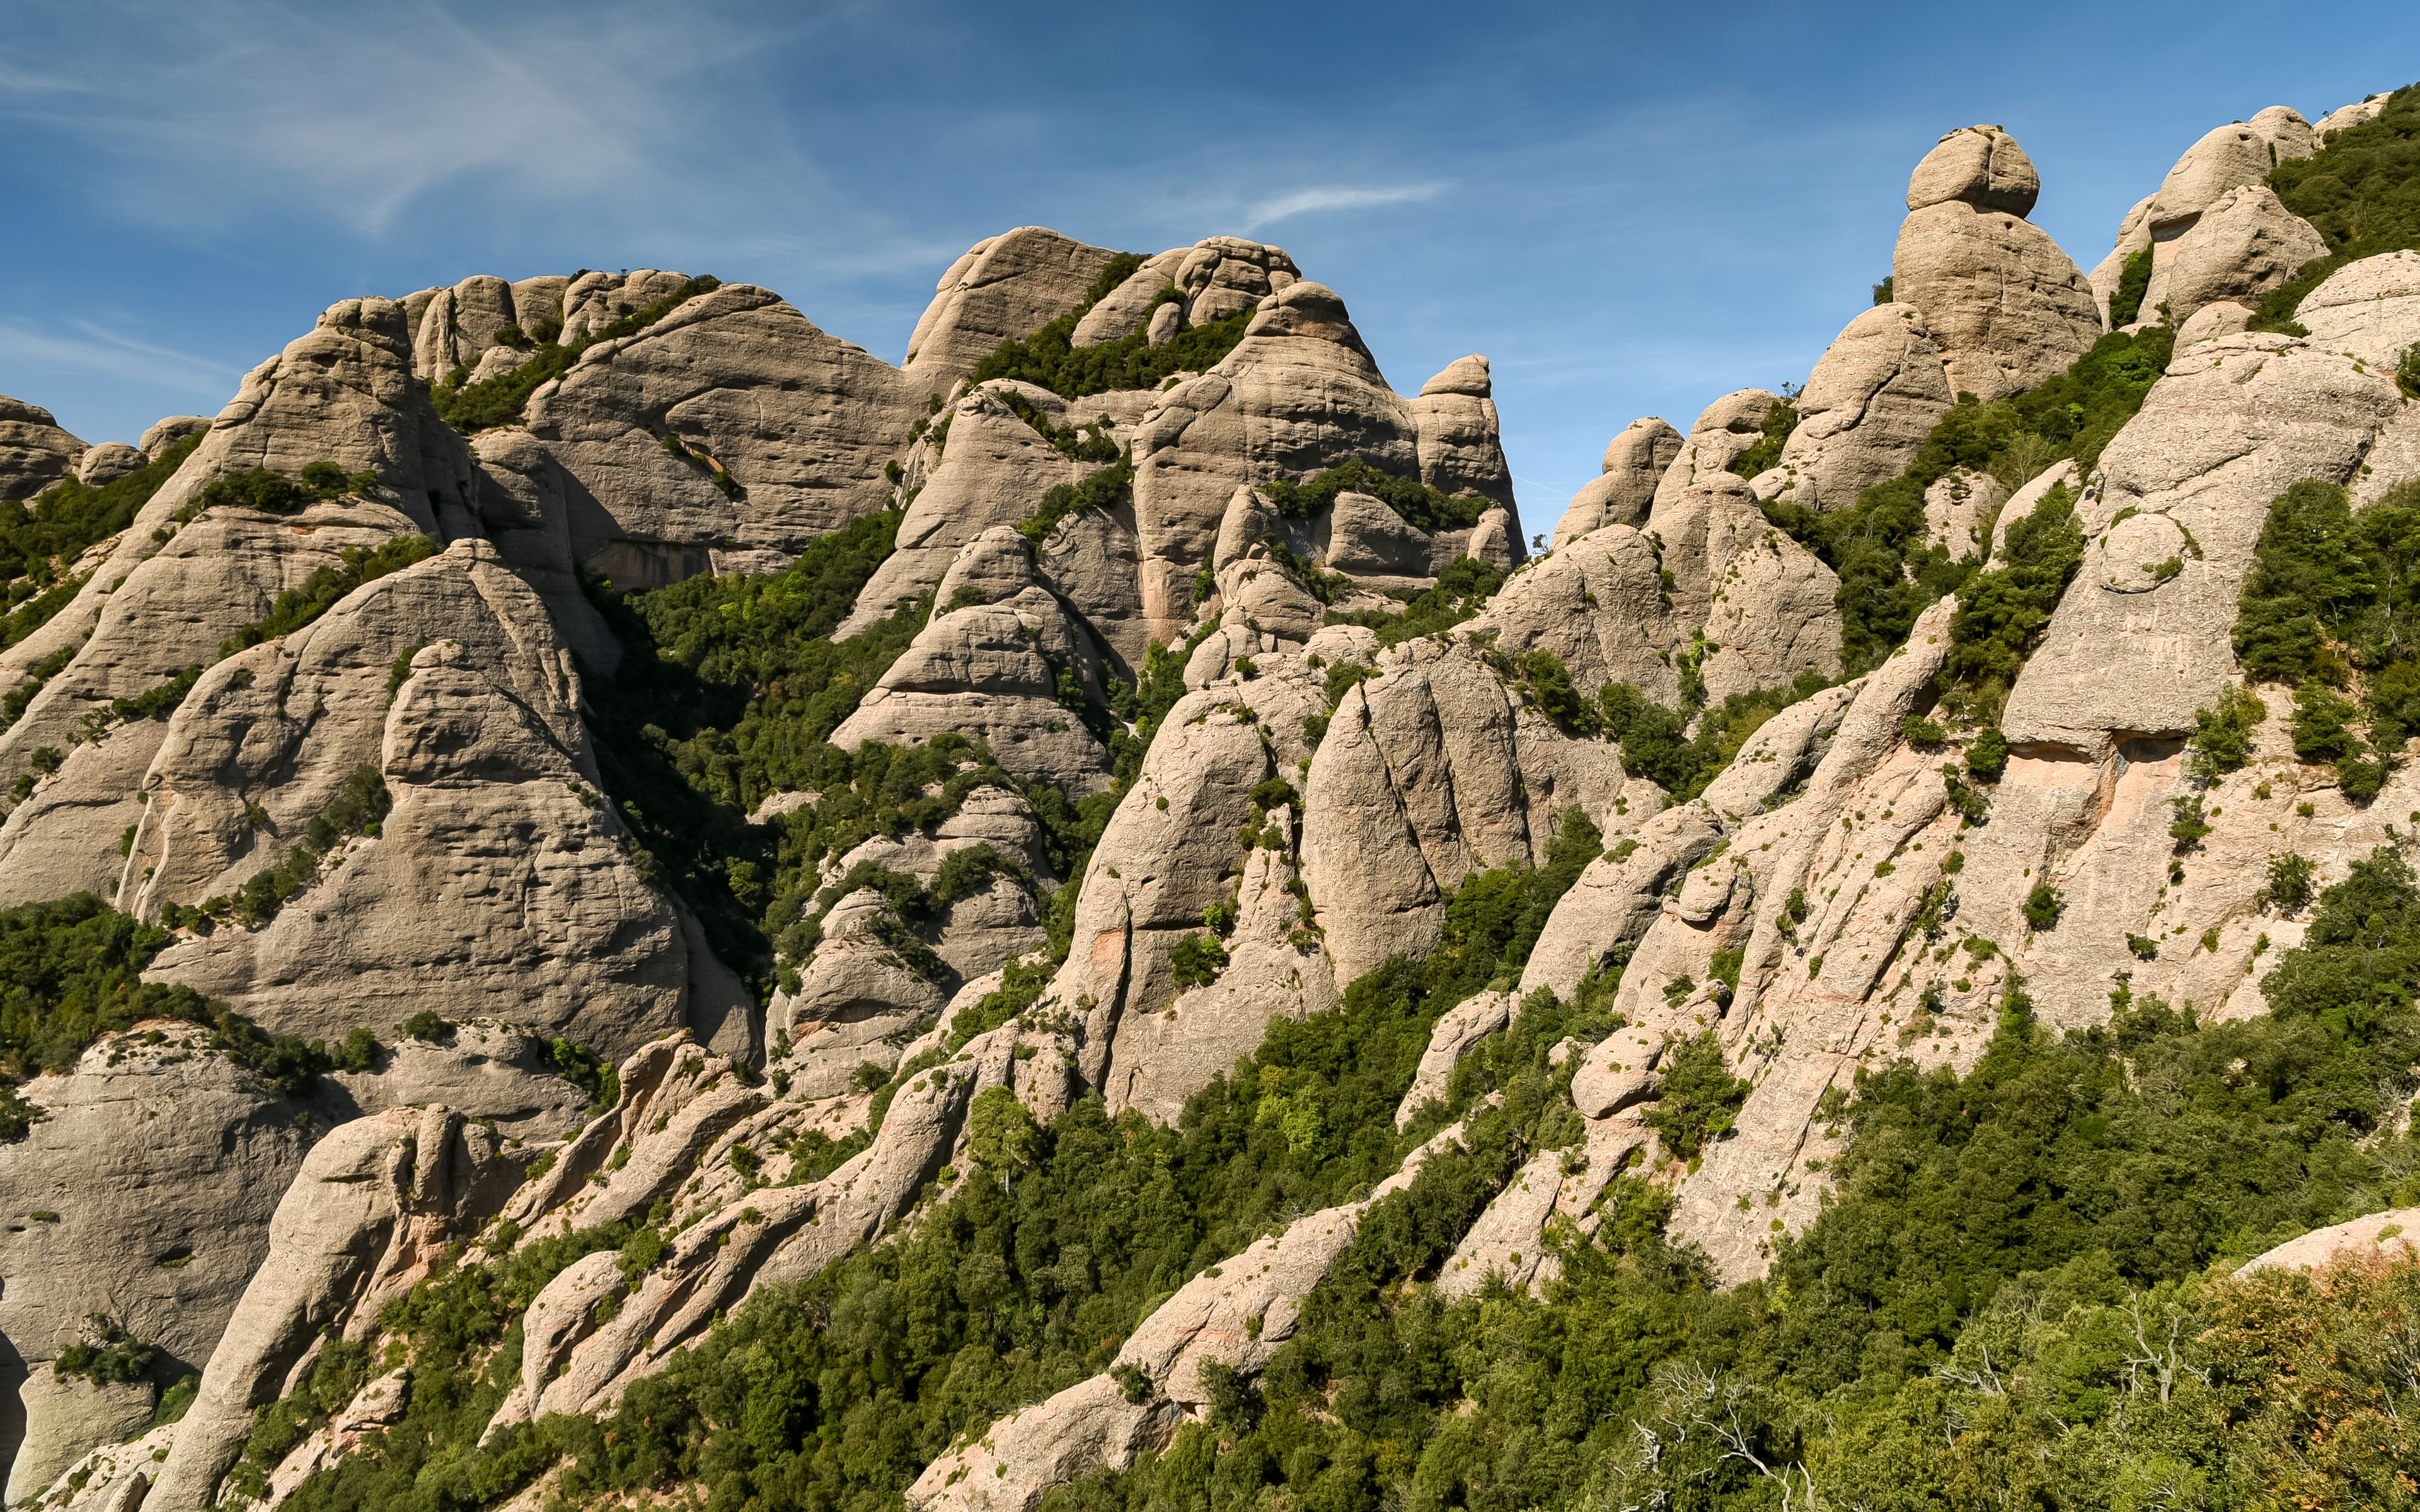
[1239,182,1446,232]
[0,321,237,398]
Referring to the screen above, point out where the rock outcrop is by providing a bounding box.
[1892,126,2100,401]
[1756,303,1954,513]
[0,397,84,503]
[905,229,1123,390]
[2141,183,2327,327]
[1553,417,1683,547]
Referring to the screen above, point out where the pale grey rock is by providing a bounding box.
[1395,988,1514,1128]
[147,1108,524,1512]
[0,396,85,503]
[2175,299,2256,346]
[903,1373,1172,1512]
[1146,302,1184,345]
[773,888,951,1099]
[1324,489,1434,581]
[1105,816,1336,1123]
[410,274,522,381]
[1129,280,1502,641]
[23,1419,175,1511]
[832,543,1114,791]
[138,416,210,461]
[1894,198,2101,401]
[2005,335,2404,754]
[6,1372,154,1509]
[1649,391,1780,515]
[1905,124,2039,215]
[527,282,926,575]
[1922,467,2006,558]
[72,444,142,488]
[2148,115,2314,239]
[135,542,692,1060]
[468,426,621,671]
[1172,238,1304,326]
[1697,682,1857,823]
[0,1024,312,1493]
[556,269,697,343]
[1408,355,1518,506]
[1650,476,1842,702]
[1989,459,2082,562]
[2317,94,2391,139]
[1072,249,1189,346]
[1765,304,1954,514]
[1471,524,1676,702]
[2238,1207,2420,1275]
[1553,417,1683,548]
[2143,183,2327,327]
[2295,249,2420,368]
[326,1020,594,1141]
[904,229,1122,389]
[841,386,1085,635]
[1518,803,1721,1000]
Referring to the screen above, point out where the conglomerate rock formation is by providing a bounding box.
[6,79,2420,1512]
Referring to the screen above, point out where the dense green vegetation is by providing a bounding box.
[967,255,1257,399]
[262,816,1610,1512]
[1,435,200,645]
[583,509,1134,998]
[2106,244,2155,327]
[1261,457,1491,534]
[1761,327,2172,673]
[2253,82,2420,332]
[158,764,393,933]
[181,459,378,520]
[1938,481,2086,721]
[1724,386,1799,481]
[1323,556,1508,650]
[219,534,438,659]
[1594,671,1835,803]
[0,894,342,1140]
[2230,477,2420,796]
[431,275,722,432]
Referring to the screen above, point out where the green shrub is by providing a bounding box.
[2251,84,2420,332]
[2401,340,2420,400]
[967,256,1261,400]
[54,1317,158,1385]
[219,535,436,661]
[2188,683,2269,780]
[1940,483,2085,718]
[1259,457,1489,534]
[1642,1031,1751,1160]
[1965,725,2009,782]
[1518,650,1596,734]
[2022,882,2063,929]
[1598,671,1833,801]
[433,276,721,432]
[1019,455,1132,544]
[1871,274,1894,305]
[2107,244,2155,327]
[1168,932,1228,989]
[2265,850,2317,912]
[1726,387,1801,481]
[1323,556,1507,648]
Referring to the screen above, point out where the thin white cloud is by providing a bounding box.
[0,321,238,398]
[1240,183,1445,232]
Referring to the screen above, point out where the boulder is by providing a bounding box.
[0,396,84,503]
[2174,299,2255,347]
[1649,391,1780,514]
[2146,113,2315,239]
[2087,195,2155,326]
[1761,304,1954,513]
[2142,183,2327,327]
[72,443,144,488]
[1921,467,2006,558]
[1552,417,1683,547]
[1905,124,2039,215]
[1893,200,2100,401]
[138,416,210,460]
[904,228,1123,389]
[2317,93,2392,139]
[2238,1208,2420,1275]
[1172,238,1305,326]
[1407,355,1518,505]
[1470,524,1676,701]
[526,282,926,575]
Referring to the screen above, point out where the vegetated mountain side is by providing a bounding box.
[4,83,2420,1512]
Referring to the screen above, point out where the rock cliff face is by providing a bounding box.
[8,79,2420,1512]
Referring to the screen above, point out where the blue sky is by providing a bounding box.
[2,1,2412,524]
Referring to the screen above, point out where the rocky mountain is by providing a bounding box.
[4,83,2420,1512]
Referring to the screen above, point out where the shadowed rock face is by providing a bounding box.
[0,396,85,505]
